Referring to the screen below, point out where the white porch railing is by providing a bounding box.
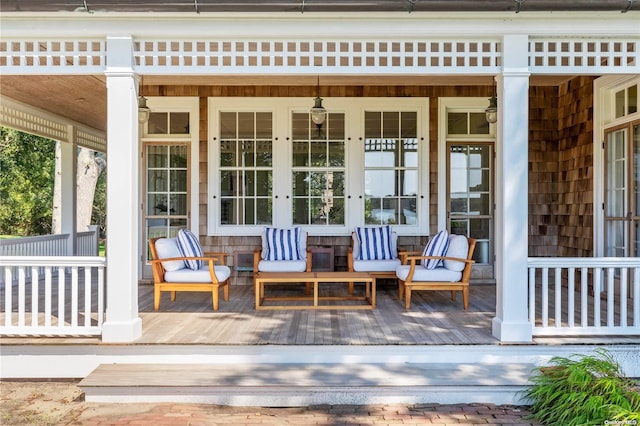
[0,256,106,336]
[0,226,100,284]
[528,257,640,336]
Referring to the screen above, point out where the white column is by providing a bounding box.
[101,36,142,342]
[58,133,77,255]
[492,35,533,343]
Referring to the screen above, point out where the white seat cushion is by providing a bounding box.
[165,265,231,283]
[353,258,401,272]
[396,265,462,282]
[444,235,469,272]
[154,238,185,272]
[258,259,308,273]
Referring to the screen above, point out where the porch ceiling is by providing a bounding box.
[2,0,638,13]
[0,74,575,133]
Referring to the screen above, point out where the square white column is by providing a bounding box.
[492,35,534,343]
[101,36,142,342]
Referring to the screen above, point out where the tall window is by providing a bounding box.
[219,112,273,225]
[291,112,346,225]
[364,111,418,225]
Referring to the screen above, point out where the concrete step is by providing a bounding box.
[79,362,535,406]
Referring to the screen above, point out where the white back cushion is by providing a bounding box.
[444,234,469,272]
[154,238,185,272]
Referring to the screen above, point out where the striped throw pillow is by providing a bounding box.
[422,229,450,269]
[356,226,394,260]
[176,229,204,270]
[264,227,301,261]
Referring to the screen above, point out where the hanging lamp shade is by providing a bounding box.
[485,96,498,124]
[310,95,326,126]
[138,95,151,124]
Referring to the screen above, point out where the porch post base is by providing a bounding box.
[101,317,143,343]
[492,317,533,343]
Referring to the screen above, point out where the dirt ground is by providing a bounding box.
[0,380,158,425]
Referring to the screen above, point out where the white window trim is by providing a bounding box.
[208,97,429,236]
[437,97,496,231]
[142,96,200,234]
[593,74,640,257]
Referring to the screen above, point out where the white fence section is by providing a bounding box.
[0,256,106,336]
[528,257,640,336]
[0,227,100,284]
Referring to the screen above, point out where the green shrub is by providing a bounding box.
[524,348,640,425]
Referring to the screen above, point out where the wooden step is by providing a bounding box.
[79,362,535,406]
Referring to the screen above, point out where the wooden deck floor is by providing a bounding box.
[136,281,498,345]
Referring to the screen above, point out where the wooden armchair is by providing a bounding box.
[149,237,231,311]
[396,235,476,310]
[347,226,404,294]
[253,227,312,290]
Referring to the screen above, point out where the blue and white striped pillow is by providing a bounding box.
[422,229,450,269]
[176,229,204,270]
[264,227,301,261]
[356,226,394,260]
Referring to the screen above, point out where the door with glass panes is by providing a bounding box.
[448,142,494,279]
[604,121,640,257]
[143,143,190,275]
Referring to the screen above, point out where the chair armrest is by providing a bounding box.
[404,255,475,265]
[204,252,229,263]
[253,249,262,275]
[150,255,227,265]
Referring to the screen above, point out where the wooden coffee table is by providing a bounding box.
[254,271,375,310]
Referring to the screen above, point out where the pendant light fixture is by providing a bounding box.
[485,79,498,124]
[138,75,151,124]
[310,76,326,135]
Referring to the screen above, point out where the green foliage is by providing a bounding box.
[524,348,640,426]
[91,167,106,238]
[0,127,56,235]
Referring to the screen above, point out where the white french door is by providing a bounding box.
[604,121,640,257]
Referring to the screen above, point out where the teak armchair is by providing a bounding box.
[396,236,476,310]
[149,237,231,311]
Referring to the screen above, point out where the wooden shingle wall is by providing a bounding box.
[555,76,595,257]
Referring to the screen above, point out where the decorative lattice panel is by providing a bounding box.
[134,39,503,74]
[0,102,69,142]
[0,39,106,73]
[76,129,107,152]
[529,38,640,73]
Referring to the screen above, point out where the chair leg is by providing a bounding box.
[348,282,354,295]
[170,291,177,302]
[398,280,405,300]
[212,286,219,311]
[405,287,412,310]
[451,290,456,301]
[305,283,311,296]
[154,285,161,311]
[462,287,469,310]
[223,281,229,301]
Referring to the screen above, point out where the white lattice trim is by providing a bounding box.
[75,129,107,152]
[0,39,106,74]
[529,37,640,73]
[134,39,502,74]
[0,101,69,142]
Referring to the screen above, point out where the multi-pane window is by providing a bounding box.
[615,84,638,119]
[449,144,492,264]
[145,144,188,241]
[364,111,418,225]
[291,112,346,225]
[147,112,190,135]
[219,111,273,225]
